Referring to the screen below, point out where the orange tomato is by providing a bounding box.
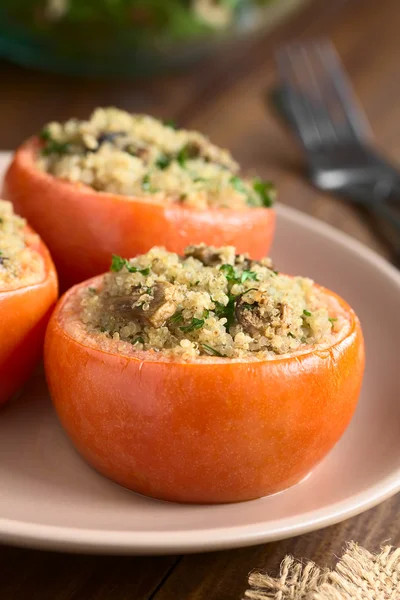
[3,139,276,289]
[0,227,58,407]
[44,277,364,504]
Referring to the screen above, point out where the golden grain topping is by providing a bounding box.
[37,108,275,210]
[80,244,346,359]
[0,201,44,290]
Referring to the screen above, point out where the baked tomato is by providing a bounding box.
[44,277,364,504]
[0,226,58,407]
[3,138,276,289]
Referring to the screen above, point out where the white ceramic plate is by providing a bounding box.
[1,151,400,555]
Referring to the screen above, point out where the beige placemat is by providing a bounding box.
[244,542,400,599]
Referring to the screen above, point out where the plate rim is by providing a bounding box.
[1,148,400,553]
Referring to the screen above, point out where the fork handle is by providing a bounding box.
[268,87,400,265]
[340,183,400,263]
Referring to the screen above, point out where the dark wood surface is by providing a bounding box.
[1,0,399,597]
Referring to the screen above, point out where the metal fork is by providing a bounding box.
[275,39,400,258]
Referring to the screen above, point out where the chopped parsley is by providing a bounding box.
[132,336,145,345]
[219,264,258,285]
[156,154,171,170]
[219,263,237,282]
[110,255,150,276]
[142,174,152,191]
[170,311,184,324]
[39,127,52,141]
[164,119,177,129]
[329,317,338,325]
[287,332,296,339]
[202,344,223,357]
[213,295,236,330]
[303,310,312,317]
[41,140,71,156]
[39,127,70,155]
[240,270,258,283]
[252,178,276,207]
[180,311,209,332]
[230,176,249,198]
[177,145,190,168]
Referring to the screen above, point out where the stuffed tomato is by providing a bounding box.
[0,200,58,406]
[4,108,276,289]
[45,243,364,503]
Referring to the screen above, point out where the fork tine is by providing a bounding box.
[294,43,339,143]
[315,41,372,140]
[276,46,323,149]
[276,40,372,148]
[277,43,341,148]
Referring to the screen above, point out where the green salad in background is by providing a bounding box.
[0,0,305,76]
[2,0,278,41]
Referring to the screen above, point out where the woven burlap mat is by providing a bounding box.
[244,542,400,599]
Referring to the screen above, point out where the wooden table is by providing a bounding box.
[1,0,399,597]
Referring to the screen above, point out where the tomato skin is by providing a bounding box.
[44,279,364,504]
[0,229,58,407]
[3,139,276,289]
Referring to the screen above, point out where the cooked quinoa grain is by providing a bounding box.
[79,244,348,360]
[0,201,45,290]
[37,108,275,210]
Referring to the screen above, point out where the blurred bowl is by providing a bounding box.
[0,0,309,77]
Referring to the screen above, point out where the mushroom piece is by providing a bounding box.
[184,244,223,266]
[235,292,289,337]
[147,282,177,328]
[234,254,276,273]
[96,131,126,146]
[235,294,266,337]
[102,282,177,328]
[234,254,256,271]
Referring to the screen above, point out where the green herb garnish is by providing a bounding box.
[39,127,52,141]
[110,255,150,276]
[88,287,97,294]
[177,145,190,167]
[142,174,151,191]
[287,332,296,339]
[156,154,171,170]
[213,295,236,329]
[164,119,177,129]
[41,140,71,156]
[241,270,258,283]
[252,178,276,208]
[179,310,209,332]
[219,264,237,282]
[132,336,145,345]
[170,311,184,324]
[230,176,248,194]
[202,344,223,357]
[303,310,312,317]
[180,317,206,332]
[329,317,338,325]
[220,264,258,285]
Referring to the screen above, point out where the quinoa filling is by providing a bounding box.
[37,108,275,210]
[0,200,44,289]
[80,244,346,359]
